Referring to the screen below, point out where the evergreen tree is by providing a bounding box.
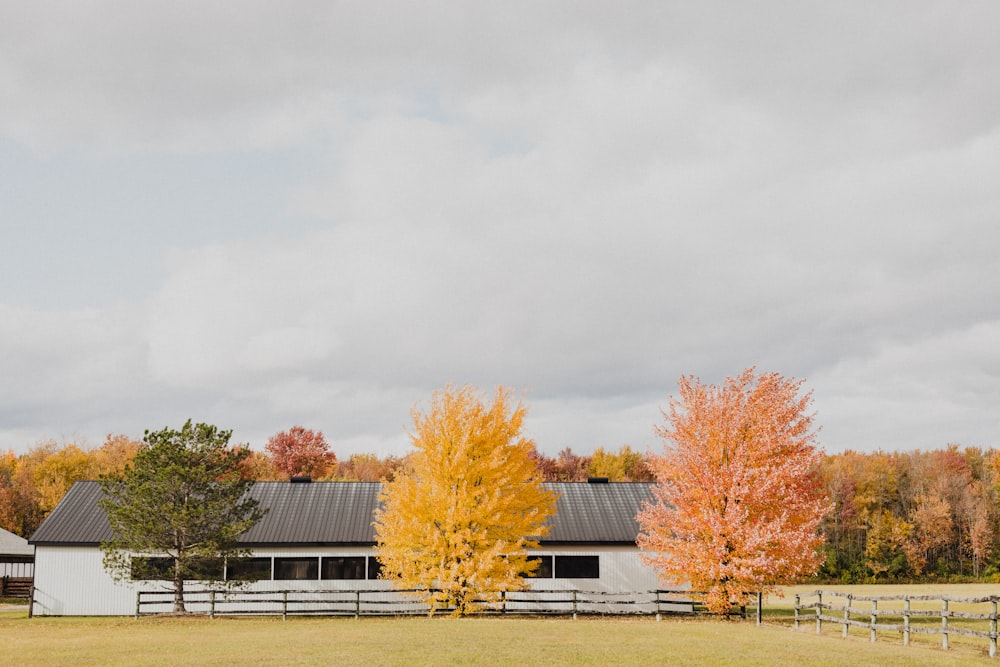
[99,420,265,612]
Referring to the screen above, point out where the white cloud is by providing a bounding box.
[2,2,999,456]
[813,320,1000,451]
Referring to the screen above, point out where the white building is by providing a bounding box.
[1,526,34,578]
[30,479,673,616]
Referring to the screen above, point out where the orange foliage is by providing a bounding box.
[91,434,142,476]
[265,426,336,479]
[638,369,829,613]
[0,435,141,537]
[233,448,283,481]
[331,453,408,482]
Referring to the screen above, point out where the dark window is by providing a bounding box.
[130,556,224,581]
[522,555,553,578]
[555,555,599,579]
[321,557,366,580]
[188,557,225,581]
[274,557,319,580]
[367,557,383,580]
[227,557,272,581]
[131,556,173,581]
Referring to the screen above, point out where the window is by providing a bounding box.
[367,557,383,580]
[321,556,366,580]
[130,556,223,581]
[188,557,225,580]
[274,557,319,580]
[227,557,272,581]
[554,555,599,579]
[131,556,173,581]
[521,555,553,578]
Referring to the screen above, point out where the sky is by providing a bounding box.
[1,2,998,458]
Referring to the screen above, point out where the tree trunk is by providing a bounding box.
[173,558,186,613]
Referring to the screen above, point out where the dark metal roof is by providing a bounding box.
[543,481,652,543]
[30,480,654,547]
[239,482,383,545]
[29,481,114,545]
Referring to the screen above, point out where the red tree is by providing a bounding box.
[265,426,336,479]
[637,368,829,613]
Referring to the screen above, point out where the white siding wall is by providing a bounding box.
[32,546,138,616]
[32,544,665,616]
[526,545,660,592]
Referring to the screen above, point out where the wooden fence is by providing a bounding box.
[135,587,762,620]
[1,576,33,598]
[795,590,1000,658]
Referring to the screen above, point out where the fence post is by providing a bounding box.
[572,590,578,621]
[815,591,822,635]
[794,594,800,630]
[903,598,910,646]
[500,590,506,616]
[28,584,34,619]
[355,590,360,620]
[135,591,141,620]
[209,590,215,619]
[869,599,877,643]
[991,599,997,658]
[656,591,662,622]
[941,598,949,651]
[282,591,288,621]
[842,594,851,639]
[756,591,762,626]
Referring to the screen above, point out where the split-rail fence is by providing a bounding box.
[133,587,764,621]
[795,590,1000,658]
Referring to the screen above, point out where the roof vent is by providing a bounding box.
[290,476,312,484]
[587,477,610,484]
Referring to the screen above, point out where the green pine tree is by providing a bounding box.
[99,420,266,612]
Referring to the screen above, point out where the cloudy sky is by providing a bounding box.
[1,2,998,458]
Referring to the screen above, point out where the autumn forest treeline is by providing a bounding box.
[2,435,997,584]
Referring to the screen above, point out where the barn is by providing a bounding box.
[1,526,34,598]
[29,478,670,616]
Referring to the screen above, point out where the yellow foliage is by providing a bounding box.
[865,509,912,577]
[374,385,557,616]
[588,445,648,481]
[31,443,95,513]
[91,434,142,477]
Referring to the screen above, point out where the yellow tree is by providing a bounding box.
[865,510,912,578]
[91,434,142,477]
[374,385,557,616]
[588,445,652,481]
[30,442,96,514]
[637,368,829,613]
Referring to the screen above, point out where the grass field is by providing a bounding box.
[3,587,999,667]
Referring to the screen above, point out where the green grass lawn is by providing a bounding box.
[1,611,995,666]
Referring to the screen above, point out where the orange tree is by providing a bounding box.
[374,385,556,616]
[265,426,336,479]
[637,368,829,613]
